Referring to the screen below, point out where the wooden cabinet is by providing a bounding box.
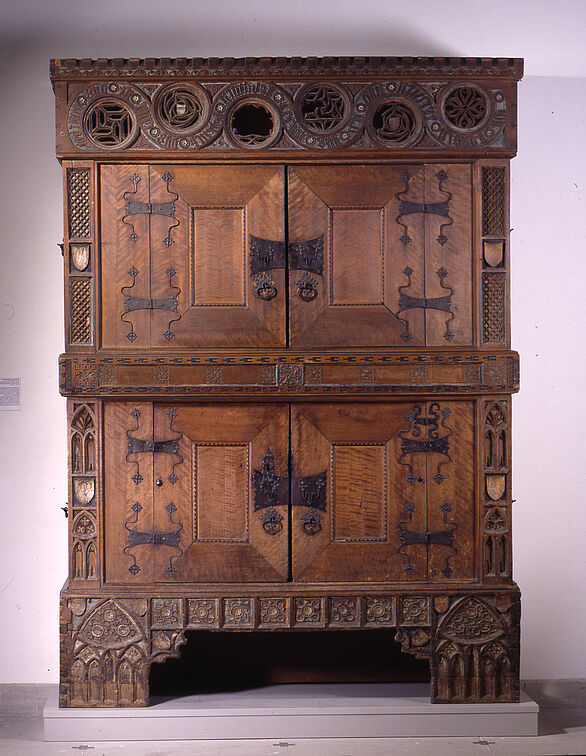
[53,56,523,708]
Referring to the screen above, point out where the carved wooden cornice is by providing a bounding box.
[51,56,524,81]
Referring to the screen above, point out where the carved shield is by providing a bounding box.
[74,478,95,505]
[486,474,506,501]
[71,244,90,271]
[483,241,504,268]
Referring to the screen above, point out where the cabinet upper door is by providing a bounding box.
[100,164,286,348]
[100,163,472,349]
[288,165,472,347]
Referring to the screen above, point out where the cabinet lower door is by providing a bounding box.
[104,402,290,583]
[290,402,475,582]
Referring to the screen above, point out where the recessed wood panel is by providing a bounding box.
[332,444,387,540]
[331,210,383,305]
[195,445,249,541]
[192,209,245,306]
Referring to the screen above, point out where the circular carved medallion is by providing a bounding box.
[297,83,349,133]
[442,85,489,131]
[154,84,209,133]
[227,98,281,149]
[83,99,136,149]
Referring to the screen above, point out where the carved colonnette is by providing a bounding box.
[52,56,523,708]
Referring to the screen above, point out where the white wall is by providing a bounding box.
[0,0,584,683]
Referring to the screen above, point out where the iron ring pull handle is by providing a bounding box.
[253,272,278,301]
[296,272,318,302]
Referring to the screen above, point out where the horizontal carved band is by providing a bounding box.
[51,57,524,79]
[59,354,520,396]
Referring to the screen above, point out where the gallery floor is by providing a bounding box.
[1,681,585,755]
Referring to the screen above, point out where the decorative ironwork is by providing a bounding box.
[84,98,135,148]
[399,198,450,217]
[67,168,91,238]
[253,449,286,513]
[289,235,324,274]
[123,294,179,314]
[443,86,488,130]
[253,272,278,301]
[399,501,458,577]
[259,507,284,535]
[296,272,318,302]
[300,84,347,132]
[434,170,454,246]
[299,508,323,535]
[399,403,452,484]
[70,278,92,344]
[249,235,286,274]
[126,529,181,548]
[124,199,176,217]
[397,267,454,343]
[126,437,180,455]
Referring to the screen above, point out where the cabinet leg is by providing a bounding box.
[59,591,185,708]
[428,590,520,703]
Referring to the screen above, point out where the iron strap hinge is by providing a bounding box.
[127,529,181,548]
[127,438,180,455]
[124,199,176,217]
[399,293,452,313]
[400,437,450,456]
[399,199,450,217]
[123,294,178,313]
[399,527,456,548]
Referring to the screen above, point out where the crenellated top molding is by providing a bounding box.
[50,56,524,81]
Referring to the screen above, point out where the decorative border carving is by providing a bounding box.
[65,165,94,348]
[51,57,524,80]
[483,401,511,580]
[59,352,520,396]
[59,588,520,706]
[69,402,98,583]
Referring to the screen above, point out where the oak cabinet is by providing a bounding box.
[53,56,523,708]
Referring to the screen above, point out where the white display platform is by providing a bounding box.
[44,683,539,741]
